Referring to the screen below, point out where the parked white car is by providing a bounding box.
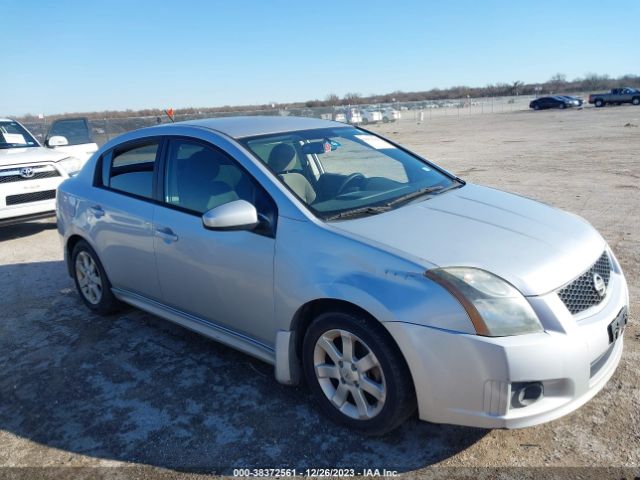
[381,108,401,123]
[0,118,87,226]
[361,109,383,125]
[345,108,363,125]
[45,117,99,163]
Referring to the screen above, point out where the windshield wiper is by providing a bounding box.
[384,185,447,208]
[324,205,391,221]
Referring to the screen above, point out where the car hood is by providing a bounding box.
[331,184,605,296]
[0,146,70,167]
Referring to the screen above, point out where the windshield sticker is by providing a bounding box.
[354,134,395,150]
[2,133,27,144]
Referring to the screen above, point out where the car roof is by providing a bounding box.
[179,116,345,139]
[0,118,15,122]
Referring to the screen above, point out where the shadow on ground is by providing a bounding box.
[0,259,487,473]
[0,218,57,241]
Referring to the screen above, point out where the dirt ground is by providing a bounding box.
[1,105,639,479]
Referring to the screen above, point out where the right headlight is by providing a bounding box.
[56,156,83,176]
[425,267,543,337]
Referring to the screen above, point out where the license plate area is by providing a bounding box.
[608,307,628,344]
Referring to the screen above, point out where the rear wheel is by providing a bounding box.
[595,99,604,107]
[302,310,416,435]
[383,116,389,123]
[71,240,121,315]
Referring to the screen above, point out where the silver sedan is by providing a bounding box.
[56,116,628,435]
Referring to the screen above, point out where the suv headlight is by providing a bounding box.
[56,156,83,176]
[426,267,543,337]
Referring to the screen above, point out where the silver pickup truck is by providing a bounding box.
[588,87,640,107]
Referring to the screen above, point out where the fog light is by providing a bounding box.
[511,382,544,408]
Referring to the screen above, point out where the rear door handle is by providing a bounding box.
[155,227,179,243]
[89,205,105,218]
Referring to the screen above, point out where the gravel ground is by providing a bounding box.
[0,105,638,479]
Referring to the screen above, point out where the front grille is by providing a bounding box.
[0,166,60,184]
[557,251,612,315]
[5,190,56,206]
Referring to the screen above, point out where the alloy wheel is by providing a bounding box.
[75,251,103,305]
[313,329,386,420]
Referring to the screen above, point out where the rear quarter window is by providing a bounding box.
[108,143,158,199]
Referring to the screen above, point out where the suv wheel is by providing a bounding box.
[302,310,416,435]
[71,240,121,315]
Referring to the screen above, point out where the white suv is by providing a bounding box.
[0,118,87,226]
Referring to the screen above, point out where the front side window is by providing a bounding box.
[108,142,158,199]
[0,121,39,149]
[47,118,92,145]
[241,127,459,219]
[164,139,262,215]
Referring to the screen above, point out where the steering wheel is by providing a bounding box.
[335,173,365,196]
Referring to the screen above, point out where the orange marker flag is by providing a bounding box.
[165,108,175,122]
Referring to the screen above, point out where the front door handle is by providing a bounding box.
[89,205,105,218]
[155,227,179,243]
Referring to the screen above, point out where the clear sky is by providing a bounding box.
[2,0,638,116]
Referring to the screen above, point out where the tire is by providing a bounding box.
[559,103,566,109]
[71,240,121,315]
[362,118,369,125]
[383,117,389,123]
[632,97,640,106]
[533,104,540,110]
[302,310,416,435]
[595,99,604,107]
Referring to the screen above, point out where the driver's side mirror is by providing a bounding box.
[47,135,69,147]
[202,200,258,231]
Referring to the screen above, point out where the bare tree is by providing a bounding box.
[511,81,524,96]
[546,73,567,93]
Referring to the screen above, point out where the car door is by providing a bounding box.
[153,137,277,345]
[88,138,163,301]
[45,117,99,163]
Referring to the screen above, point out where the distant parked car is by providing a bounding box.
[381,108,401,122]
[333,112,347,123]
[529,97,573,110]
[0,118,85,226]
[45,117,98,162]
[361,109,382,125]
[345,108,363,125]
[559,96,583,107]
[588,88,640,107]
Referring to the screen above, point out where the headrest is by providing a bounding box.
[267,143,296,173]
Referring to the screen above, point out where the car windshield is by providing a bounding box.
[0,121,39,149]
[241,127,460,220]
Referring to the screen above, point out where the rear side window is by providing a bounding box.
[108,143,159,199]
[47,119,92,145]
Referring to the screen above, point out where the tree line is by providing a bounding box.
[17,73,640,123]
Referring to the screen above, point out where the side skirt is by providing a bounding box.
[112,288,276,365]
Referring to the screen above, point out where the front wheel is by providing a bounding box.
[559,103,566,109]
[632,97,640,106]
[71,240,121,315]
[302,310,416,435]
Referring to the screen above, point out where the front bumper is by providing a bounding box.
[386,269,629,429]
